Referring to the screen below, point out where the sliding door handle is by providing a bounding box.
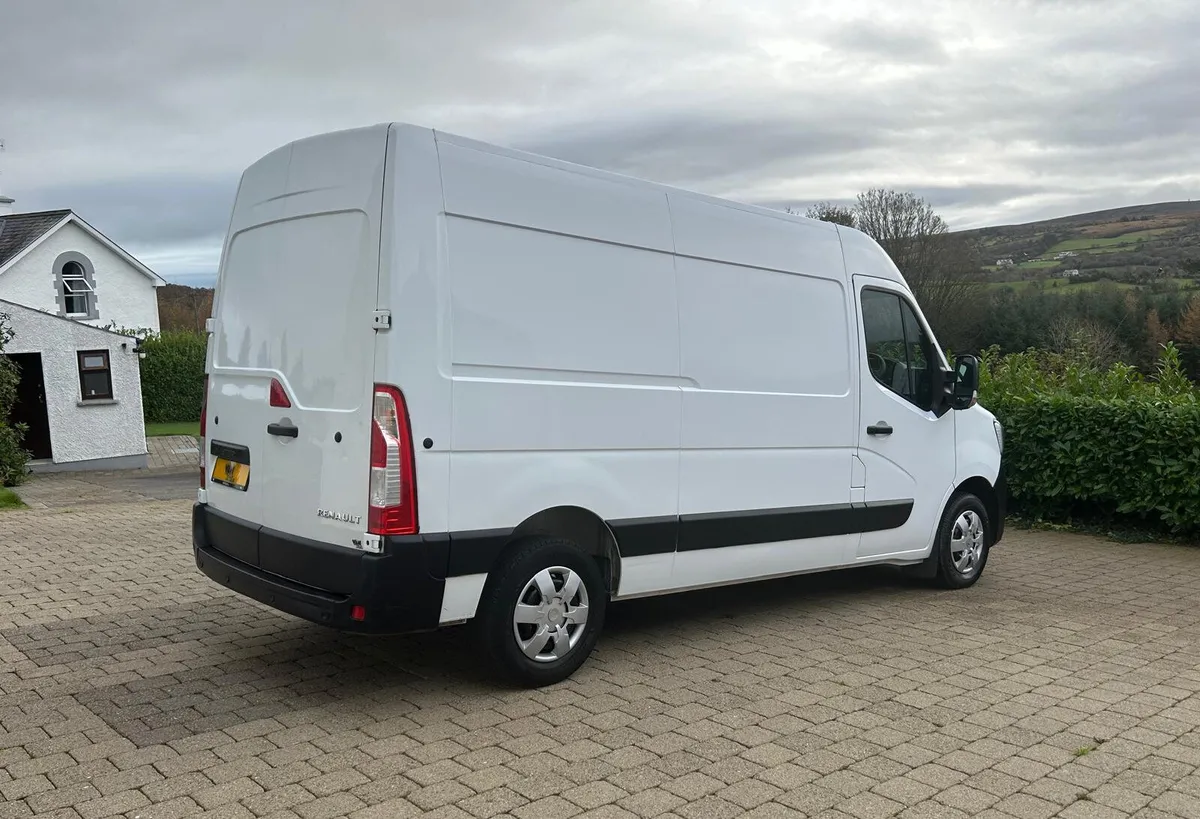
[867,422,893,437]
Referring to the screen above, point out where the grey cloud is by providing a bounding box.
[20,176,237,249]
[827,19,948,64]
[1,0,1197,281]
[517,107,889,194]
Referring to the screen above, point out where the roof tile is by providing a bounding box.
[0,209,72,268]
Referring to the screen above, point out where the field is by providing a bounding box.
[965,201,1200,289]
[987,276,1195,293]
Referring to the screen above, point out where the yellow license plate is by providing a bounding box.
[211,458,250,491]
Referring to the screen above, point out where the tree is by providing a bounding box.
[1046,315,1126,368]
[157,284,214,333]
[852,188,985,350]
[803,201,857,228]
[0,311,31,486]
[1145,307,1172,362]
[1174,297,1200,379]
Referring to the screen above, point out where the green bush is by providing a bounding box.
[0,418,29,487]
[140,331,207,424]
[981,343,1200,533]
[0,311,31,486]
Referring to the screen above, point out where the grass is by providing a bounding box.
[1047,227,1181,254]
[0,488,26,510]
[146,422,200,438]
[988,277,1195,294]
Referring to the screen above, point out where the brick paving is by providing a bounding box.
[147,437,200,472]
[13,470,196,510]
[4,501,1200,817]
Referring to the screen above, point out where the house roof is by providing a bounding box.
[0,209,165,285]
[0,298,135,340]
[0,210,72,268]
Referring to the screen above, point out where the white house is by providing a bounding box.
[0,199,165,471]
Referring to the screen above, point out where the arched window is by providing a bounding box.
[62,261,93,315]
[54,253,98,320]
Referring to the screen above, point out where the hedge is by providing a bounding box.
[981,343,1200,534]
[140,331,207,424]
[0,312,30,485]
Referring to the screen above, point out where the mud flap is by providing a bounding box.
[903,550,939,579]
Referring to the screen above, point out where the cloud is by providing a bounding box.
[1,0,1197,282]
[828,19,949,64]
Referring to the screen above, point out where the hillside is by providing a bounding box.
[156,283,213,333]
[958,201,1200,287]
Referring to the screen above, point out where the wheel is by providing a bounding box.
[477,536,607,687]
[933,493,990,589]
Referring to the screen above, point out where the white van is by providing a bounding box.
[194,122,1005,686]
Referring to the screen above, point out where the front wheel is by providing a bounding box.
[477,536,607,687]
[933,493,991,589]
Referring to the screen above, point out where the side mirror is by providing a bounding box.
[951,355,980,410]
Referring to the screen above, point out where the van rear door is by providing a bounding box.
[204,125,389,559]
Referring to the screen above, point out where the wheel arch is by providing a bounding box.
[954,475,1000,542]
[500,505,623,595]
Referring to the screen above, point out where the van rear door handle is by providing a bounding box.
[267,423,298,438]
[867,423,893,436]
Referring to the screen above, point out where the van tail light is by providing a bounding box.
[368,384,418,536]
[199,376,209,489]
[269,378,291,408]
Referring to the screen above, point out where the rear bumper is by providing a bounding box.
[192,504,450,634]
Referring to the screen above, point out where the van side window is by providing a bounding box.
[861,289,935,411]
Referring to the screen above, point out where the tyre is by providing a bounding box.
[933,493,991,590]
[477,536,607,687]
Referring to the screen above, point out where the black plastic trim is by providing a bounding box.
[209,440,250,465]
[677,500,913,552]
[608,515,678,558]
[193,496,917,634]
[193,504,448,634]
[442,501,915,570]
[445,528,511,577]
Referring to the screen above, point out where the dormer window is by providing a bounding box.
[62,262,94,316]
[53,252,99,320]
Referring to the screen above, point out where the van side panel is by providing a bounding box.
[670,197,859,589]
[436,140,682,592]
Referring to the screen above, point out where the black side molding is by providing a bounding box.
[446,500,915,577]
[678,501,911,552]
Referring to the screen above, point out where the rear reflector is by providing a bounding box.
[368,384,418,536]
[350,605,366,622]
[269,378,291,408]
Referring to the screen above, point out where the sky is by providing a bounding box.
[2,0,1198,287]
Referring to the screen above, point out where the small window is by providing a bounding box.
[861,289,936,411]
[62,261,95,316]
[78,350,113,401]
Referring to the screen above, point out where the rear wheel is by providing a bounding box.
[478,536,607,686]
[933,493,990,589]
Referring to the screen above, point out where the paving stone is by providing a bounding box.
[11,505,1200,818]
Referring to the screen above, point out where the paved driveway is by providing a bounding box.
[13,469,197,509]
[4,501,1200,819]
